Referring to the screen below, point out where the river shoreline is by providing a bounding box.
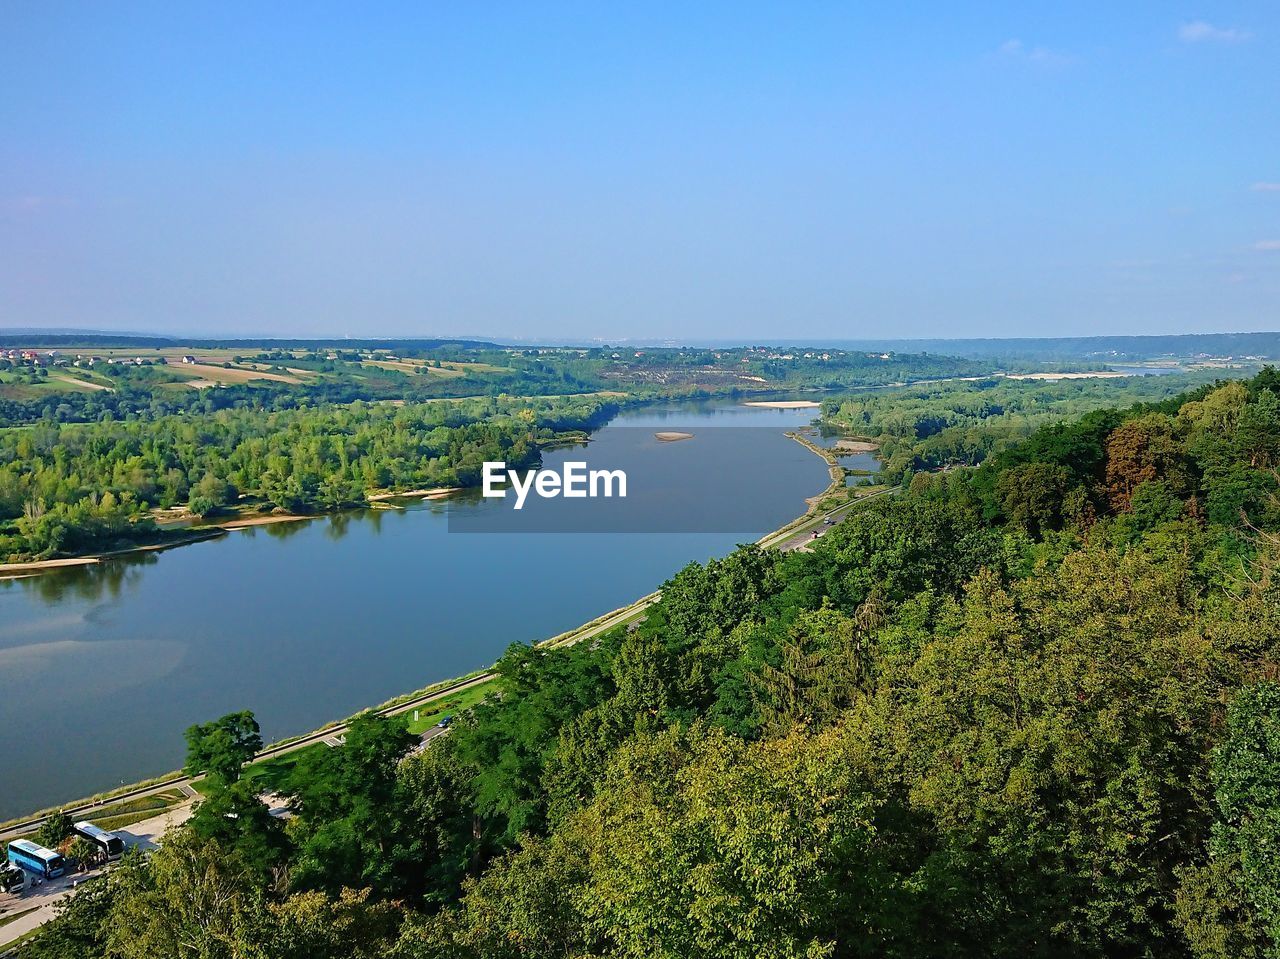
[0,392,842,580]
[0,527,230,580]
[1,409,869,828]
[0,491,468,580]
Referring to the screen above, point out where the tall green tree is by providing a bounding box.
[34,809,73,850]
[184,711,263,785]
[288,711,417,896]
[1190,682,1280,957]
[183,710,285,877]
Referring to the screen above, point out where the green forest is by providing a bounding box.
[0,394,617,561]
[18,371,1280,957]
[823,372,1225,484]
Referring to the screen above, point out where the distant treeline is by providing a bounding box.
[0,334,502,350]
[822,330,1280,361]
[5,330,1280,361]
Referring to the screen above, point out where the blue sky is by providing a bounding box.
[2,2,1278,341]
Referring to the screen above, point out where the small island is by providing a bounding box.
[655,431,694,442]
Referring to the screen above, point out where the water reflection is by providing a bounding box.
[4,554,156,604]
[325,512,353,541]
[264,518,318,542]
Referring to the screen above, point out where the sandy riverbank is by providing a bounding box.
[1006,371,1125,380]
[218,515,313,530]
[834,439,880,453]
[0,491,467,580]
[366,487,461,502]
[0,556,100,575]
[0,529,228,580]
[743,400,822,409]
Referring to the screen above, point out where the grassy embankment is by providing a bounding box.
[0,908,41,930]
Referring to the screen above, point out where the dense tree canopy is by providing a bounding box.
[0,394,613,561]
[20,371,1280,958]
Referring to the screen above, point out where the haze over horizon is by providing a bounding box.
[3,3,1278,341]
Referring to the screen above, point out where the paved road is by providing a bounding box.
[0,801,194,951]
[768,485,895,551]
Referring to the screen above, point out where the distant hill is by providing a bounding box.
[0,332,504,351]
[2,329,1277,362]
[800,332,1280,362]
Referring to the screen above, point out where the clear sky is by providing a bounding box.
[2,2,1278,342]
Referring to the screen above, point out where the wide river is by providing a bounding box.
[0,397,870,818]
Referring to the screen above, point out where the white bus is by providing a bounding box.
[72,822,125,861]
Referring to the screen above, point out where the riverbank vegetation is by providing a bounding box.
[822,371,1225,483]
[0,394,619,562]
[0,338,1013,563]
[19,370,1280,957]
[0,344,1200,565]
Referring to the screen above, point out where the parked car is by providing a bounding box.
[1,864,25,894]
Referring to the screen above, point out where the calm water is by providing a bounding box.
[0,398,836,817]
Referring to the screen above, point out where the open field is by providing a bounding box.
[361,358,465,377]
[165,362,307,385]
[444,359,510,373]
[4,346,513,390]
[360,357,512,377]
[3,346,320,388]
[47,373,112,391]
[0,371,114,398]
